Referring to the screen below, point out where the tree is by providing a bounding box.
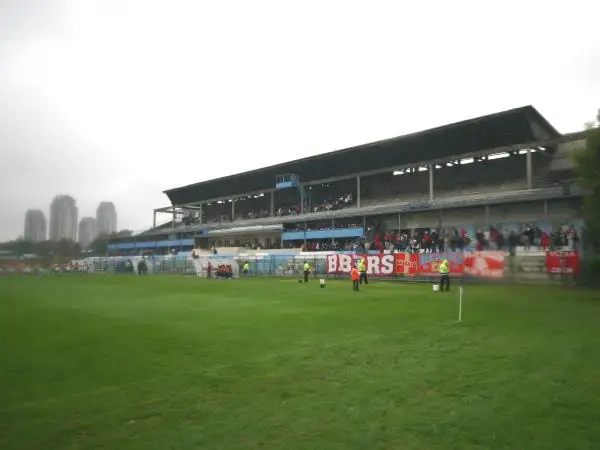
[86,230,134,255]
[574,119,600,252]
[56,239,81,258]
[14,238,34,256]
[88,235,109,255]
[0,239,82,264]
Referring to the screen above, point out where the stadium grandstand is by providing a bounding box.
[108,106,586,256]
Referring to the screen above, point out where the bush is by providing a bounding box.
[576,254,600,288]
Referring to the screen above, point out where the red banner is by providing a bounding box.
[394,252,419,276]
[326,252,505,277]
[417,252,465,276]
[325,253,418,276]
[463,251,505,278]
[546,251,580,275]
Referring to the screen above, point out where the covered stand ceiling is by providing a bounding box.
[165,106,560,206]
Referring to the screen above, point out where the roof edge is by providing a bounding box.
[163,105,547,195]
[526,106,562,138]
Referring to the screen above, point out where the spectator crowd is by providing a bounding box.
[289,223,580,254]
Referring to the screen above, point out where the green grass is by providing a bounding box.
[1,275,599,450]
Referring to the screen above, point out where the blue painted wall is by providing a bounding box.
[282,227,364,241]
[108,239,195,250]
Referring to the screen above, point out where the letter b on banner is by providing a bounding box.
[339,255,352,273]
[326,254,353,273]
[326,255,337,273]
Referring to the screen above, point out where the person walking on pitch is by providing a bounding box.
[351,265,360,291]
[439,259,450,291]
[358,257,368,284]
[303,261,310,283]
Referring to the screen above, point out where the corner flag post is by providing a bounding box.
[458,279,464,322]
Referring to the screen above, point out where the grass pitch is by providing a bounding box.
[1,275,599,450]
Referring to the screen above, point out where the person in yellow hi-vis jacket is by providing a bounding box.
[242,261,250,276]
[358,258,368,284]
[439,259,450,291]
[303,261,310,283]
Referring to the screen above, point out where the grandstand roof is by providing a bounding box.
[165,105,560,205]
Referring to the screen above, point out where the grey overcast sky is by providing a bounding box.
[0,0,598,241]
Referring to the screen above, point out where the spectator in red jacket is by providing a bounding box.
[541,231,550,251]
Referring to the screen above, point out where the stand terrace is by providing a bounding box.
[107,106,584,255]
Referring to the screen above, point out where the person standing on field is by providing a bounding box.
[303,261,310,282]
[439,259,450,292]
[351,265,360,291]
[358,257,368,284]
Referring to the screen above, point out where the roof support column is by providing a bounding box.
[429,165,434,201]
[356,175,361,208]
[270,190,275,216]
[303,222,307,248]
[198,204,203,224]
[300,184,304,213]
[153,210,157,229]
[438,210,444,252]
[231,199,235,221]
[171,206,175,229]
[526,149,533,189]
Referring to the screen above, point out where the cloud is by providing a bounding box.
[0,0,66,59]
[0,0,599,241]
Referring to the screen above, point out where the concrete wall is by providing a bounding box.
[551,139,583,171]
[208,232,281,247]
[399,210,442,229]
[396,199,581,230]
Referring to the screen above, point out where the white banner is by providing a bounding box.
[192,258,240,279]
